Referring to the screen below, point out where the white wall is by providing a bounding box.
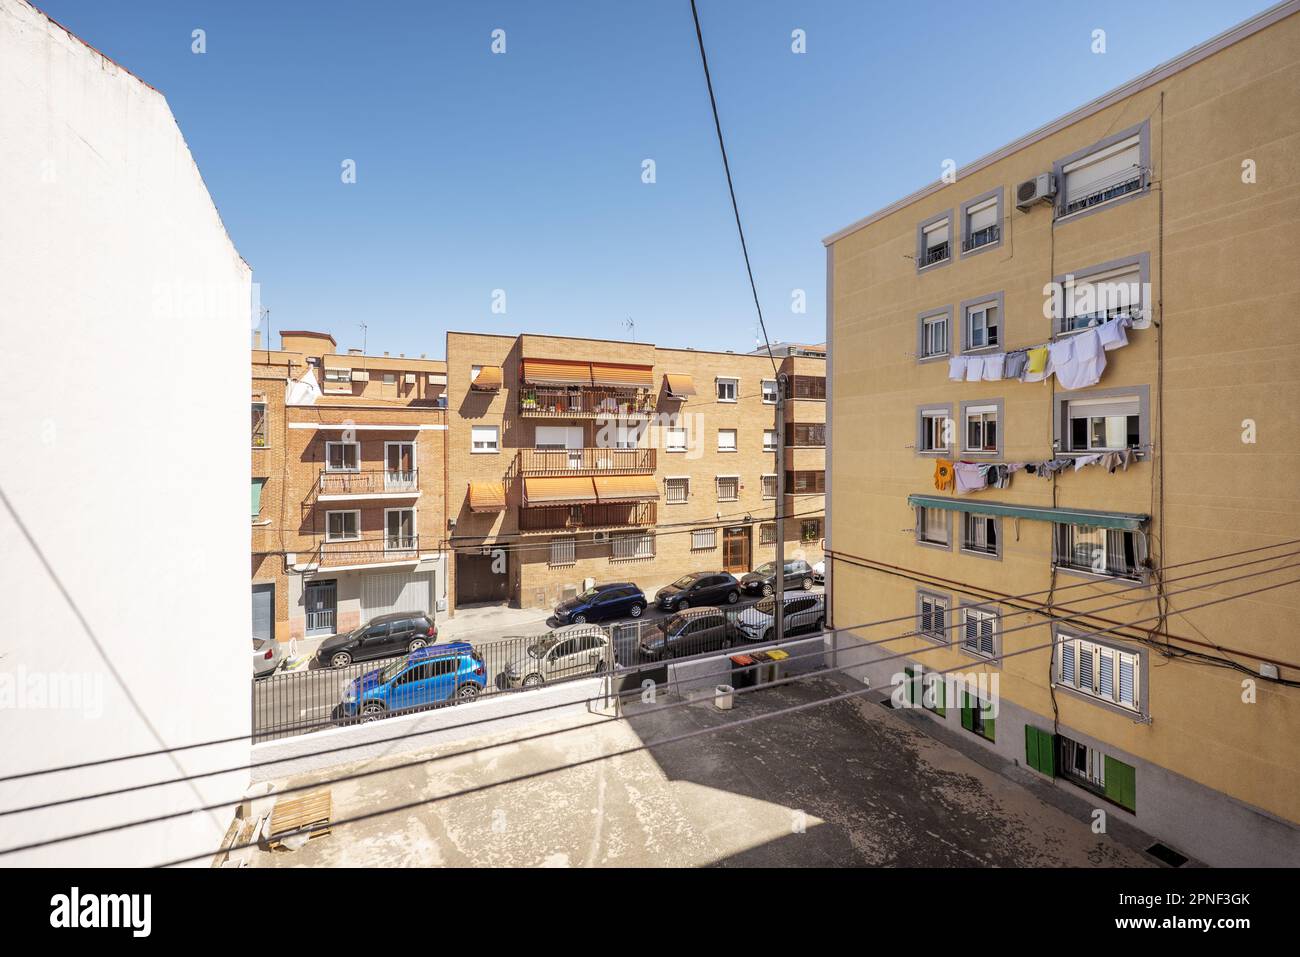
[0,0,252,866]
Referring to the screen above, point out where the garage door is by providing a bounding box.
[361,570,435,620]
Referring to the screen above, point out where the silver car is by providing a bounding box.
[735,594,827,644]
[503,625,610,688]
[252,635,284,678]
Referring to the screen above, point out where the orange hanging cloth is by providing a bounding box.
[934,459,955,492]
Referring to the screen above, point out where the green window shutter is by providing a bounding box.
[1025,725,1040,771]
[904,667,917,706]
[983,710,996,743]
[960,691,974,731]
[1104,756,1137,811]
[1025,726,1057,776]
[251,478,267,518]
[934,676,946,716]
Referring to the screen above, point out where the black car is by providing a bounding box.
[654,572,740,612]
[316,612,438,669]
[552,582,647,624]
[740,559,816,596]
[638,607,742,661]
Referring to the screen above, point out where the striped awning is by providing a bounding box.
[523,476,598,505]
[522,358,592,386]
[468,481,506,512]
[471,365,503,391]
[593,474,660,502]
[663,373,697,398]
[907,495,1149,531]
[590,362,654,389]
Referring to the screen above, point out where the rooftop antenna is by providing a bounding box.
[624,316,635,342]
[260,306,270,353]
[360,321,368,357]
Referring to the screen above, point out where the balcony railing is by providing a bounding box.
[317,535,420,566]
[318,469,420,496]
[518,502,656,533]
[517,447,656,475]
[962,224,999,251]
[519,387,655,419]
[1061,171,1143,217]
[922,241,950,266]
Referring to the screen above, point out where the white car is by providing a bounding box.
[812,560,825,585]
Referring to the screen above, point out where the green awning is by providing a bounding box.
[907,494,1148,531]
[252,478,267,518]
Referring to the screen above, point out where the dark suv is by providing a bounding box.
[316,612,438,669]
[552,582,647,624]
[639,607,742,661]
[654,572,740,613]
[740,559,816,596]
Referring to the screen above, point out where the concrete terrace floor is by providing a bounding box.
[243,676,1156,868]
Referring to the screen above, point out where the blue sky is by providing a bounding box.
[37,0,1274,357]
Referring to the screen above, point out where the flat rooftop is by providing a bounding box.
[241,676,1164,868]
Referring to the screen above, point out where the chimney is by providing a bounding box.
[252,330,262,349]
[348,348,363,356]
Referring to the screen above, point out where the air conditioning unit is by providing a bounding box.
[1015,173,1056,211]
[592,531,610,543]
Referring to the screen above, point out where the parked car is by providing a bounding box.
[654,572,740,613]
[735,594,826,643]
[503,624,610,687]
[639,607,742,661]
[252,635,284,678]
[552,583,646,624]
[339,643,485,721]
[739,559,816,596]
[812,560,825,585]
[316,612,438,669]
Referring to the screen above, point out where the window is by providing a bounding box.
[325,441,359,472]
[1056,128,1146,219]
[717,429,737,452]
[761,474,777,499]
[916,590,949,642]
[962,607,998,658]
[1055,630,1142,713]
[916,507,950,548]
[791,424,825,447]
[325,510,360,542]
[963,295,1001,351]
[961,690,996,742]
[1060,263,1144,334]
[251,401,268,448]
[761,380,778,404]
[801,518,822,543]
[1054,525,1143,580]
[1066,397,1140,452]
[1057,735,1137,811]
[786,470,825,494]
[471,425,499,453]
[760,523,777,545]
[961,513,999,558]
[716,378,738,402]
[918,309,950,361]
[716,476,739,502]
[323,367,352,383]
[535,425,582,451]
[917,406,952,455]
[612,424,641,449]
[961,402,1000,455]
[917,212,951,269]
[786,375,826,400]
[612,531,654,561]
[764,429,777,452]
[549,536,576,567]
[251,478,267,519]
[665,427,688,452]
[665,477,689,504]
[691,528,717,550]
[385,508,416,550]
[961,190,1001,254]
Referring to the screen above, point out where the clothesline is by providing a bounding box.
[947,314,1134,390]
[932,446,1144,495]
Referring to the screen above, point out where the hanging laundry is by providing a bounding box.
[1099,448,1135,473]
[1035,457,1073,478]
[1073,453,1103,471]
[934,459,955,492]
[948,356,969,381]
[988,464,1013,489]
[965,356,984,382]
[1003,350,1028,380]
[1098,314,1132,352]
[954,461,988,494]
[1053,329,1108,390]
[1022,346,1050,383]
[981,353,1006,381]
[1006,462,1028,474]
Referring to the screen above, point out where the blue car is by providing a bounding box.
[552,582,646,625]
[340,643,485,722]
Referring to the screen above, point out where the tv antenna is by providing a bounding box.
[624,316,636,342]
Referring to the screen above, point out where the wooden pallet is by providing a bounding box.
[268,789,333,848]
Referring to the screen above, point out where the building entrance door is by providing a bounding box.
[304,579,337,636]
[723,526,751,575]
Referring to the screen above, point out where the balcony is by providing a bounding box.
[962,224,1000,252]
[518,502,657,534]
[317,469,420,500]
[518,387,655,419]
[517,447,656,475]
[317,535,420,567]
